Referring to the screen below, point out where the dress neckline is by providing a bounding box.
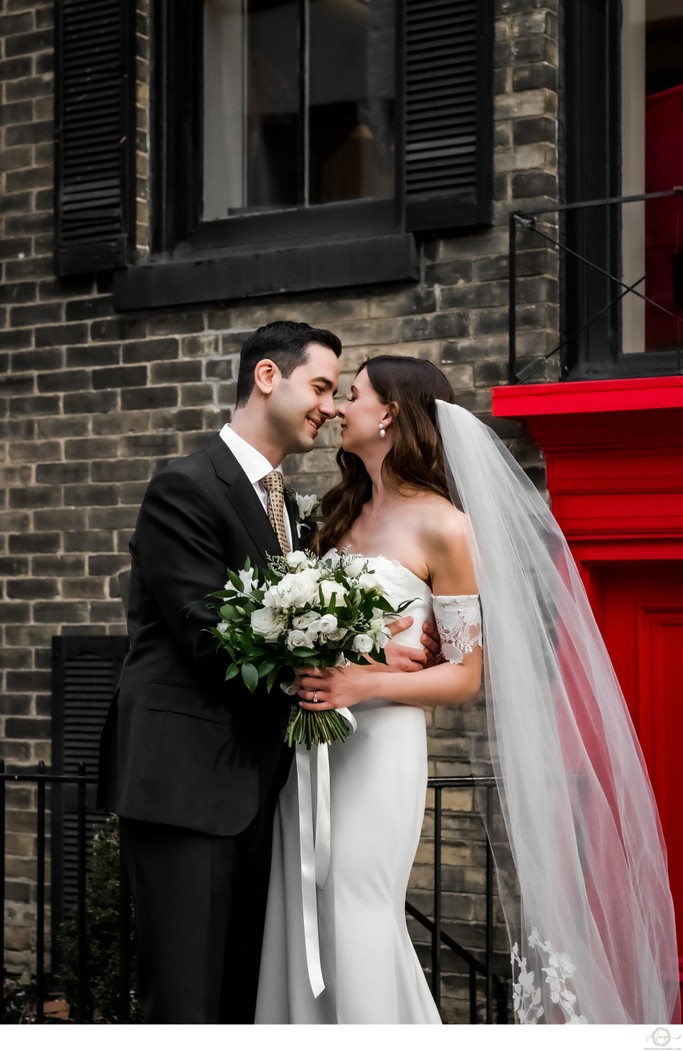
[326,548,432,595]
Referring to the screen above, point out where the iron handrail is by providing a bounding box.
[508,186,683,383]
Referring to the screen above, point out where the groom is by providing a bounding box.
[98,320,437,1023]
[98,321,343,1023]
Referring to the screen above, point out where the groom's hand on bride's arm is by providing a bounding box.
[381,616,441,672]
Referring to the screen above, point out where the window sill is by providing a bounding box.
[112,233,419,310]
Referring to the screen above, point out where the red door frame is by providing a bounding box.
[492,375,683,982]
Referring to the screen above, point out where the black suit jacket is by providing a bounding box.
[97,435,296,835]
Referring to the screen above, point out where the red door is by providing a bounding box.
[492,375,683,991]
[590,560,683,971]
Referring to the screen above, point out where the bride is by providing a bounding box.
[255,356,481,1024]
[255,356,680,1025]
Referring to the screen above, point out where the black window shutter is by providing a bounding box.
[50,635,128,945]
[54,0,136,277]
[403,0,493,232]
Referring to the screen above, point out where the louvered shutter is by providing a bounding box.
[404,0,493,232]
[50,635,128,936]
[54,0,135,276]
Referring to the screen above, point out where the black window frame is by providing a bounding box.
[54,0,494,308]
[560,0,683,379]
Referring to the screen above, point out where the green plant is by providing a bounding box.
[57,815,141,1022]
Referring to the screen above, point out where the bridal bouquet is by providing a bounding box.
[205,549,411,748]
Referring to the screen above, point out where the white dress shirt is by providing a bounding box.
[218,424,293,548]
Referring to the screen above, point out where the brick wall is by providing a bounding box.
[1,0,560,1020]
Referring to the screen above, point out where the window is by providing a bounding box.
[203,0,396,216]
[560,0,683,377]
[55,0,494,307]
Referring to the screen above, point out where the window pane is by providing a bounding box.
[644,0,683,351]
[245,0,301,208]
[309,0,395,204]
[203,0,394,219]
[621,0,683,352]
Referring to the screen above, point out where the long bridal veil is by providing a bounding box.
[436,400,680,1024]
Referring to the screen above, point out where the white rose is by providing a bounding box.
[276,572,318,608]
[285,550,309,569]
[251,606,283,642]
[286,629,315,651]
[357,572,379,592]
[262,585,283,610]
[343,556,366,578]
[320,580,347,608]
[327,628,346,642]
[307,613,338,637]
[351,633,374,654]
[293,610,318,629]
[294,493,321,521]
[316,613,338,635]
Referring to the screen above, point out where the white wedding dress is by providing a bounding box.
[255,555,481,1025]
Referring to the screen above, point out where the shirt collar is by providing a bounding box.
[218,423,282,485]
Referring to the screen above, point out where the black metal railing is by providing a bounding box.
[1,761,132,1024]
[406,775,509,1023]
[508,187,683,384]
[2,763,508,1024]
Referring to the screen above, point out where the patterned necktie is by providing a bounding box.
[262,471,290,553]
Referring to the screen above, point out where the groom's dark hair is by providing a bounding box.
[235,320,342,406]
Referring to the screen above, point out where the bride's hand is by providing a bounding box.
[294,665,374,710]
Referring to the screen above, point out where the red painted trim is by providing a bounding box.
[492,375,683,418]
[491,377,683,452]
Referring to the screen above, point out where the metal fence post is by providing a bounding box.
[1,760,5,991]
[35,762,46,1023]
[431,785,442,1010]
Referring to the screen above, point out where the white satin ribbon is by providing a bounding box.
[295,707,357,998]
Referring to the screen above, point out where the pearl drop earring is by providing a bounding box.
[379,423,386,439]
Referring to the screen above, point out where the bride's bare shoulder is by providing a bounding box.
[423,499,469,548]
[411,493,466,530]
[419,497,476,593]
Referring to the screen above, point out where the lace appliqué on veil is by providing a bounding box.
[511,929,588,1024]
[433,595,482,665]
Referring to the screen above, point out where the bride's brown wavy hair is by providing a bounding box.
[315,356,456,554]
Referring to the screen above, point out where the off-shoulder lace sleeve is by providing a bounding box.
[432,595,482,665]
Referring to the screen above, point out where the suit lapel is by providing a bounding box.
[284,488,303,552]
[205,434,282,564]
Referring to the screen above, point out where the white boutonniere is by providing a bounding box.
[287,489,323,536]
